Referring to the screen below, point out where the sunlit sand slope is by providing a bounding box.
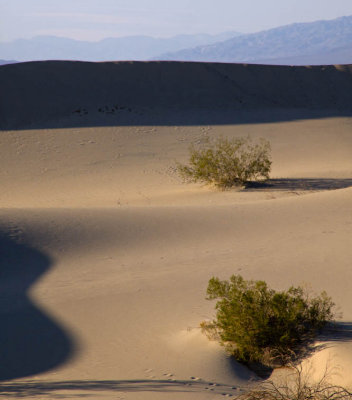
[0,60,351,399]
[0,118,351,208]
[0,185,351,398]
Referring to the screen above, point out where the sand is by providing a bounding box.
[0,61,351,399]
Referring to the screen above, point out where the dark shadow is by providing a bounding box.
[0,61,351,130]
[0,233,74,380]
[318,322,352,342]
[2,108,352,132]
[243,178,352,192]
[0,379,246,398]
[244,362,273,379]
[244,323,352,377]
[226,356,261,380]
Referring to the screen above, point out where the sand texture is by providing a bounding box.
[0,61,351,399]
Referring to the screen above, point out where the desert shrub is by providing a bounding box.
[176,136,271,188]
[201,275,335,366]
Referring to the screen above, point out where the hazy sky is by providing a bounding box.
[1,0,352,42]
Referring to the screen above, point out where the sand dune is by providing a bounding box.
[0,61,351,398]
[0,61,351,130]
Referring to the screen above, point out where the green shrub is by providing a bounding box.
[202,275,335,366]
[176,136,272,188]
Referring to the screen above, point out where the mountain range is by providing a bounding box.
[0,59,17,65]
[0,32,241,62]
[251,43,352,66]
[157,16,352,65]
[1,16,351,65]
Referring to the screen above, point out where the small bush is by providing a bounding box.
[176,136,272,188]
[202,275,335,366]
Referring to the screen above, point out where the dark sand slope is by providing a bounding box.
[0,233,74,380]
[0,61,351,130]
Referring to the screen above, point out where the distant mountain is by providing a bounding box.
[0,32,241,62]
[253,43,352,66]
[156,16,352,65]
[0,59,17,65]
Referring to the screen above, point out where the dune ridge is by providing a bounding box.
[0,61,352,130]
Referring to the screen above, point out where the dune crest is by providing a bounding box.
[0,61,351,130]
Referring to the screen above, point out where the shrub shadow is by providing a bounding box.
[318,322,352,342]
[243,178,352,192]
[0,233,74,380]
[233,324,352,379]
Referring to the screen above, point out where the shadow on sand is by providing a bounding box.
[0,378,247,398]
[2,108,352,131]
[0,233,74,381]
[1,60,352,130]
[318,322,352,342]
[244,178,352,192]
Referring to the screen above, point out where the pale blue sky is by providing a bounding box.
[1,0,352,42]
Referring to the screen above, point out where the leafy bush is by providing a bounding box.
[201,275,335,366]
[176,136,272,188]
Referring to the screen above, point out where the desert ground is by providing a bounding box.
[0,61,351,399]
